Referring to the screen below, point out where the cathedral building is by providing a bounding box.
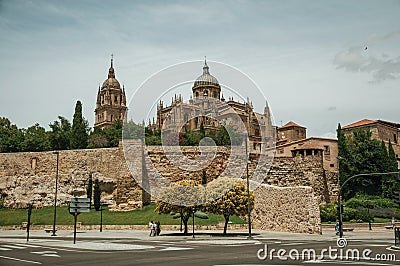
[148,59,274,153]
[94,57,128,129]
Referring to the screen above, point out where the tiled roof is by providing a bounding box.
[342,119,376,129]
[280,121,306,129]
[342,119,400,130]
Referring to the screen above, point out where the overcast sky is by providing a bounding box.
[1,0,399,137]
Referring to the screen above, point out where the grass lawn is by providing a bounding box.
[0,204,247,226]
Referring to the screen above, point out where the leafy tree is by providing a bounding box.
[70,101,89,149]
[93,178,101,211]
[338,126,395,199]
[205,177,255,234]
[88,127,109,148]
[87,173,93,209]
[103,119,123,146]
[123,120,144,140]
[0,117,24,152]
[199,122,205,138]
[49,116,71,150]
[21,123,51,152]
[156,179,203,234]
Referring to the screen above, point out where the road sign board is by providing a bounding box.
[69,197,90,214]
[70,197,90,203]
[69,202,90,208]
[69,207,90,213]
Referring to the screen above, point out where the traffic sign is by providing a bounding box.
[69,197,90,214]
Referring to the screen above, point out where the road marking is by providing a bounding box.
[281,242,307,246]
[0,255,42,264]
[160,247,193,251]
[31,251,60,257]
[0,247,12,251]
[1,244,27,249]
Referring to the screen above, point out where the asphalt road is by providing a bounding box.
[0,230,399,265]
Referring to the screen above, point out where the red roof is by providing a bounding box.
[342,119,400,130]
[342,119,376,129]
[280,121,306,129]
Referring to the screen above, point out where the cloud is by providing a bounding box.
[333,31,400,82]
[327,106,336,111]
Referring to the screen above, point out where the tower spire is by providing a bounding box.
[111,53,114,68]
[203,56,209,74]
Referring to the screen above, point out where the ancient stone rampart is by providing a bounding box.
[252,185,321,234]
[0,145,337,227]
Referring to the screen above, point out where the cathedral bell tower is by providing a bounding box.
[94,56,127,129]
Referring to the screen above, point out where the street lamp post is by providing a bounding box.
[52,150,59,236]
[192,207,195,239]
[243,131,252,239]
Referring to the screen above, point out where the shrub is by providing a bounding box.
[343,207,373,222]
[320,204,337,222]
[370,208,400,219]
[345,195,398,209]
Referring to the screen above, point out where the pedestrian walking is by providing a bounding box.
[156,221,161,236]
[335,219,340,235]
[149,221,156,236]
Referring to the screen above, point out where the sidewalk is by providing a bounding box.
[0,227,396,244]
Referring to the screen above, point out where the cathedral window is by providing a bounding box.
[213,91,218,98]
[115,95,118,104]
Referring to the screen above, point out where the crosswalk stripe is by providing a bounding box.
[1,245,27,249]
[0,247,12,251]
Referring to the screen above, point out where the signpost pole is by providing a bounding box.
[26,203,32,242]
[73,211,77,244]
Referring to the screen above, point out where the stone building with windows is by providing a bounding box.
[342,119,400,168]
[94,58,128,129]
[274,121,338,171]
[149,59,274,153]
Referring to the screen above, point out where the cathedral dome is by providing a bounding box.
[102,77,120,89]
[102,59,121,89]
[194,60,219,86]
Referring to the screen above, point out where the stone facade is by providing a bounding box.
[252,185,321,234]
[0,143,144,210]
[0,145,336,233]
[149,60,274,154]
[342,119,400,168]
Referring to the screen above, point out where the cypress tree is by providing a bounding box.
[70,101,89,149]
[386,140,400,198]
[337,123,350,184]
[93,179,101,211]
[87,173,93,209]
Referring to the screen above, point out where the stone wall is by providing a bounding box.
[0,145,337,211]
[145,146,338,204]
[252,184,321,234]
[0,141,145,210]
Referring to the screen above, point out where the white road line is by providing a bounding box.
[0,247,12,251]
[1,245,27,249]
[281,242,308,246]
[0,255,42,264]
[160,247,193,251]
